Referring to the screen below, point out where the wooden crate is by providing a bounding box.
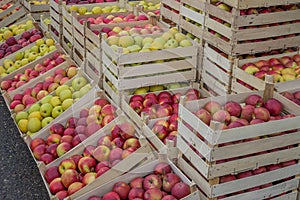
[0,0,12,7]
[37,114,154,200]
[11,69,94,137]
[0,45,62,88]
[177,90,300,179]
[231,49,300,93]
[22,0,50,12]
[204,1,300,55]
[176,89,300,199]
[211,0,300,9]
[177,156,300,200]
[160,0,180,25]
[23,88,122,165]
[83,16,168,84]
[121,82,207,127]
[0,2,27,27]
[101,33,198,91]
[200,43,234,96]
[179,0,206,39]
[2,57,74,112]
[74,154,200,200]
[49,0,61,42]
[40,14,50,32]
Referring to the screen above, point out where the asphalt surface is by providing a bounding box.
[0,95,49,200]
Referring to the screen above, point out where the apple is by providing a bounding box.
[253,107,270,121]
[72,134,87,147]
[96,166,110,177]
[49,177,65,195]
[111,137,125,149]
[93,145,111,162]
[144,188,163,200]
[119,122,136,139]
[58,159,76,174]
[245,94,263,107]
[162,173,181,192]
[83,145,96,157]
[225,101,242,117]
[56,142,72,157]
[212,110,231,123]
[143,174,162,190]
[40,153,54,164]
[30,138,45,151]
[78,156,97,174]
[97,135,112,149]
[50,123,65,135]
[46,143,59,158]
[102,192,121,200]
[61,169,80,188]
[68,182,84,195]
[112,181,131,200]
[128,187,144,199]
[33,144,47,160]
[44,166,60,184]
[171,182,190,199]
[82,172,97,185]
[56,190,68,200]
[264,98,282,116]
[204,101,222,115]
[195,109,211,125]
[123,138,140,149]
[130,177,144,188]
[109,147,123,163]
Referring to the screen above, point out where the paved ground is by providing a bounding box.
[0,95,49,200]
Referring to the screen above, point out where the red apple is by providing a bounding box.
[78,156,97,174]
[162,173,181,192]
[143,174,162,190]
[44,166,60,184]
[61,169,80,188]
[130,177,144,188]
[113,181,131,200]
[49,177,66,195]
[204,101,222,115]
[144,188,163,200]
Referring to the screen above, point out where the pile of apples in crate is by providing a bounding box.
[242,54,300,83]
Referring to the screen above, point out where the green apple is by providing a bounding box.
[27,117,42,133]
[55,85,70,97]
[127,45,141,53]
[4,59,14,69]
[92,6,102,14]
[180,39,193,47]
[107,36,119,46]
[15,52,25,60]
[62,99,73,111]
[79,84,92,97]
[49,96,61,107]
[167,83,181,89]
[66,66,77,79]
[175,33,187,43]
[78,7,87,15]
[49,45,56,52]
[52,106,63,118]
[134,87,148,94]
[72,91,81,99]
[72,77,87,91]
[134,36,143,46]
[18,119,28,133]
[7,66,16,74]
[21,58,29,66]
[40,103,53,117]
[15,111,28,123]
[13,61,22,69]
[119,36,135,48]
[164,39,178,49]
[36,38,45,47]
[28,52,38,61]
[41,116,54,128]
[28,111,42,120]
[30,46,39,53]
[28,103,41,114]
[150,85,164,92]
[40,95,53,104]
[59,89,72,101]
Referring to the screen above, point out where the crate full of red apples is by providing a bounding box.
[122,82,211,151]
[204,1,300,55]
[0,2,27,27]
[73,155,200,200]
[23,87,121,165]
[176,89,300,199]
[232,48,300,93]
[38,114,154,200]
